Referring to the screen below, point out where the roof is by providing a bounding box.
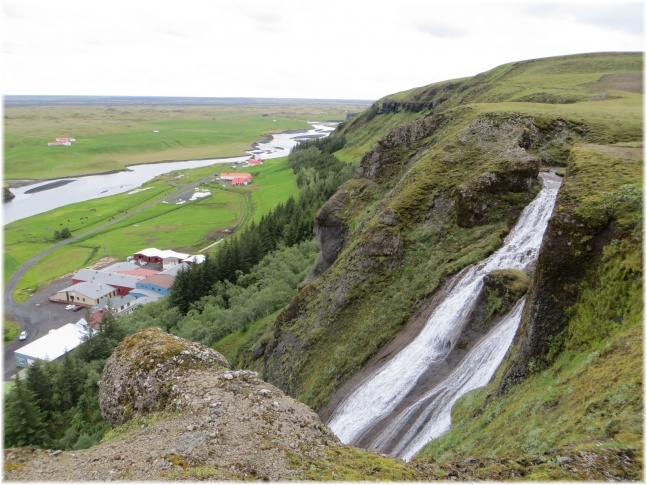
[134,248,190,260]
[220,173,252,179]
[15,320,91,361]
[246,158,263,165]
[101,261,140,273]
[73,269,141,287]
[128,288,166,302]
[116,268,161,278]
[160,262,190,276]
[61,281,118,300]
[137,274,176,289]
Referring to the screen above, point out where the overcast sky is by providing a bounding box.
[2,0,643,100]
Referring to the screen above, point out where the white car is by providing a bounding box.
[19,331,28,341]
[65,304,75,310]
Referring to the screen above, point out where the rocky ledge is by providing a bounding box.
[3,328,343,481]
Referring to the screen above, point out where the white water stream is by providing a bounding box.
[328,173,561,460]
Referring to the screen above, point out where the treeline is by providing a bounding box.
[122,240,319,346]
[4,311,126,450]
[169,134,351,314]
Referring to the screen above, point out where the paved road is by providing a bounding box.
[3,176,216,380]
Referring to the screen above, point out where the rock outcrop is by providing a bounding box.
[5,328,346,481]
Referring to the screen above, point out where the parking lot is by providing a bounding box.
[4,274,92,381]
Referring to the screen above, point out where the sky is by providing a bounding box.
[2,0,644,101]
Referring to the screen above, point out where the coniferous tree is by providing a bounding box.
[4,375,48,447]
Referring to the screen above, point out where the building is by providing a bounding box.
[54,281,118,307]
[133,248,190,269]
[93,294,138,317]
[14,319,91,367]
[72,269,141,296]
[133,274,175,297]
[232,177,251,186]
[246,157,263,166]
[219,173,253,183]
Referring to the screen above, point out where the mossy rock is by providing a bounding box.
[100,328,229,426]
[483,268,531,324]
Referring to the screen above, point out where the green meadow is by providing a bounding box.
[5,155,299,302]
[4,101,355,301]
[4,103,361,181]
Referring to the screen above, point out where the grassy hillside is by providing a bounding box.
[247,52,642,476]
[415,142,642,478]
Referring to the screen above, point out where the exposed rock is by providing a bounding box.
[5,328,347,481]
[4,186,15,202]
[99,328,229,427]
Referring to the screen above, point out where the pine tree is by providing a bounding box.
[4,375,48,447]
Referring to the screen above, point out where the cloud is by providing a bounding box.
[524,3,643,35]
[414,20,466,38]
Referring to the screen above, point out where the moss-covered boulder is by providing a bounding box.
[99,328,230,426]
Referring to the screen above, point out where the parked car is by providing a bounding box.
[72,305,83,312]
[65,304,75,310]
[19,331,28,341]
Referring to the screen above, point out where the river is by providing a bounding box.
[3,122,335,225]
[327,173,561,461]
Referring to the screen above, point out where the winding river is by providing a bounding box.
[4,123,335,225]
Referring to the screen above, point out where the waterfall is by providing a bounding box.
[327,173,561,459]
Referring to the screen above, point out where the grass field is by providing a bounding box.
[4,102,365,181]
[4,100,348,299]
[5,155,299,301]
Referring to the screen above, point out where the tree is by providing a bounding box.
[61,227,72,239]
[4,375,48,447]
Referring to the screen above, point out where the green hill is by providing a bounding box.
[236,52,642,478]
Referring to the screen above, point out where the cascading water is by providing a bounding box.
[327,173,561,460]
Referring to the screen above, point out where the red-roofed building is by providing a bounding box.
[246,158,263,166]
[220,172,253,182]
[232,177,251,186]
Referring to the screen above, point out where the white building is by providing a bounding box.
[14,319,92,367]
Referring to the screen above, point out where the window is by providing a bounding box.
[18,358,25,365]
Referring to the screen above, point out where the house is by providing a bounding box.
[14,319,91,367]
[54,281,118,307]
[246,157,263,166]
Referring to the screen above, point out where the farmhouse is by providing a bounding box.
[246,157,263,166]
[14,319,91,367]
[133,248,190,269]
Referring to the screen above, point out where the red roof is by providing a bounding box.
[247,158,263,165]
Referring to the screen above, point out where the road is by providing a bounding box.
[4,174,224,380]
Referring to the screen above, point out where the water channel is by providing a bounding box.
[4,122,335,225]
